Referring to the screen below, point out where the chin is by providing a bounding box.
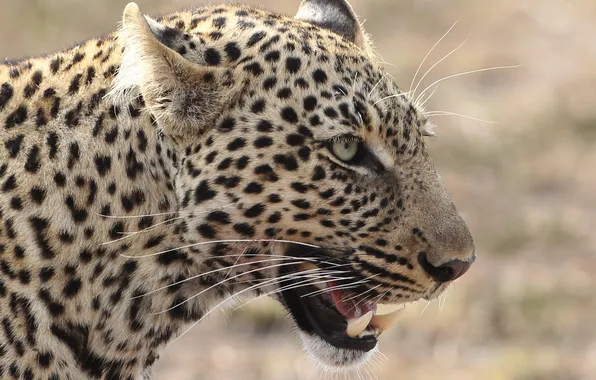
[300,333,378,370]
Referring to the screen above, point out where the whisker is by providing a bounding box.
[120,238,322,259]
[420,300,432,316]
[367,73,389,98]
[166,270,302,346]
[234,273,355,311]
[415,64,522,103]
[425,111,497,124]
[409,21,458,93]
[412,38,467,102]
[419,84,440,107]
[151,261,333,315]
[372,91,412,106]
[301,275,379,298]
[133,255,336,299]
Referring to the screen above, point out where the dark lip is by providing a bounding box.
[279,265,378,352]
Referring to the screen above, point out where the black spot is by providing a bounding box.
[5,105,28,128]
[251,99,266,114]
[265,51,280,62]
[67,142,81,170]
[286,57,301,73]
[313,69,328,84]
[281,107,298,123]
[268,194,282,203]
[4,134,24,158]
[236,156,250,170]
[303,96,317,111]
[247,31,267,47]
[276,88,291,100]
[54,172,66,187]
[311,166,326,181]
[0,83,14,111]
[68,74,83,95]
[224,42,241,61]
[204,48,221,65]
[194,180,216,204]
[298,146,311,161]
[63,278,82,298]
[46,132,59,159]
[244,203,265,218]
[197,224,217,239]
[227,137,246,151]
[253,136,273,148]
[291,182,309,194]
[273,154,298,171]
[243,62,264,76]
[268,212,282,223]
[218,117,236,133]
[286,134,305,146]
[206,211,231,225]
[2,175,17,192]
[263,77,277,90]
[256,120,274,133]
[233,223,255,237]
[24,146,41,173]
[244,182,263,194]
[212,17,227,28]
[291,199,311,209]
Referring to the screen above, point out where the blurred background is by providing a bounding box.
[2,0,595,379]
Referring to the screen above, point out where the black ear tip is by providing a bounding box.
[295,0,362,45]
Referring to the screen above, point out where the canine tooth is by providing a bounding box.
[374,303,403,315]
[346,310,373,338]
[370,308,403,331]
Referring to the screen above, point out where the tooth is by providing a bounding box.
[370,308,403,331]
[375,303,403,315]
[346,310,373,338]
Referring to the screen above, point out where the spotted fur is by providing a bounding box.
[0,1,474,378]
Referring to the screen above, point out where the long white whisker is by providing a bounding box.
[416,64,522,102]
[133,255,335,299]
[167,269,303,346]
[413,38,467,102]
[372,91,412,106]
[120,239,322,259]
[302,275,379,298]
[151,261,332,315]
[368,73,388,97]
[409,21,458,93]
[419,84,440,107]
[425,111,497,124]
[235,273,356,311]
[420,300,432,316]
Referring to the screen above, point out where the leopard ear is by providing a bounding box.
[295,0,370,50]
[110,3,239,137]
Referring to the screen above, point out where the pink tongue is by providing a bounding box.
[329,284,376,319]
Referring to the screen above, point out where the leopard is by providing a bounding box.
[0,0,475,378]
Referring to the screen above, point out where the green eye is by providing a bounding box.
[331,140,359,162]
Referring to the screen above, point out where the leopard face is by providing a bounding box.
[0,0,474,377]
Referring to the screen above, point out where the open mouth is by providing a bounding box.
[280,263,404,352]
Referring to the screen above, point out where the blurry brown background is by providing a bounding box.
[2,0,595,379]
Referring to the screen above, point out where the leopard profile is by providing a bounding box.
[0,0,475,378]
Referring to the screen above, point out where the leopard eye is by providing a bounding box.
[331,139,359,162]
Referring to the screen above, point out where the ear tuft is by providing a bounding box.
[109,2,239,137]
[295,0,370,51]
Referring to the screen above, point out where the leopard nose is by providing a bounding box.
[418,252,475,283]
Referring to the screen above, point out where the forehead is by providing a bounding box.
[176,6,427,156]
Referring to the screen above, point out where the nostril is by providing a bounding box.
[417,252,474,283]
